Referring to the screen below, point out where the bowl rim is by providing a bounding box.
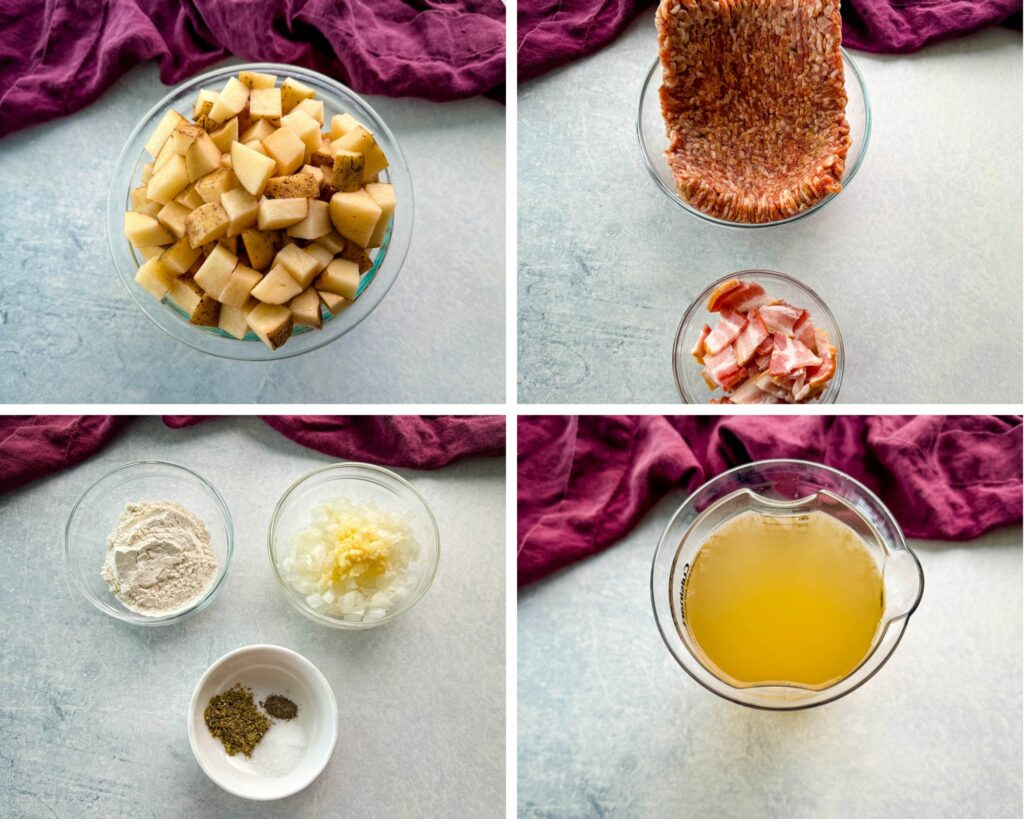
[650,458,924,711]
[267,461,441,629]
[636,47,872,228]
[186,643,340,801]
[63,459,234,626]
[106,61,413,361]
[671,269,845,404]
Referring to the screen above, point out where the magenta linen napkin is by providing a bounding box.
[0,0,506,138]
[517,0,1021,82]
[518,416,1023,586]
[0,415,505,494]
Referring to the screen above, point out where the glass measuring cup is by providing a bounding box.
[650,460,924,710]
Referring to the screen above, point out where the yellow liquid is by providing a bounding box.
[684,510,884,688]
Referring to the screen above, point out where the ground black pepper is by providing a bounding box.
[262,694,299,720]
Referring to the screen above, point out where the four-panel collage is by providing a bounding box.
[0,1,1021,818]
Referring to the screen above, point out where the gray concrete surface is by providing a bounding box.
[518,486,1022,818]
[0,61,505,403]
[518,20,1023,403]
[0,417,505,817]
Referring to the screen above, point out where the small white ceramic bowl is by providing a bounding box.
[188,645,339,800]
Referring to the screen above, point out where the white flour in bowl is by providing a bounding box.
[101,500,218,616]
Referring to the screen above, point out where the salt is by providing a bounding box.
[250,719,307,777]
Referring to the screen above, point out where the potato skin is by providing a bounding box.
[263,173,319,199]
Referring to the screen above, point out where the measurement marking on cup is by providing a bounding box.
[679,562,689,623]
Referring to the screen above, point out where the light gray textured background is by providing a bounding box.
[0,417,505,817]
[518,487,1023,818]
[518,20,1023,403]
[0,60,505,403]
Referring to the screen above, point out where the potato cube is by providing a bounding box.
[159,237,202,275]
[293,98,324,125]
[329,113,359,140]
[305,241,334,274]
[249,87,282,120]
[275,243,321,288]
[280,77,315,114]
[289,287,322,328]
[125,212,174,247]
[262,127,305,175]
[317,258,360,300]
[329,190,381,248]
[247,303,293,349]
[215,235,239,255]
[185,202,230,248]
[280,110,320,156]
[209,117,239,153]
[302,163,325,186]
[156,200,191,239]
[333,125,388,180]
[238,71,277,89]
[218,303,250,338]
[318,288,351,315]
[330,150,364,192]
[244,139,269,156]
[257,197,307,230]
[230,140,277,196]
[315,231,346,254]
[193,89,218,121]
[145,109,185,157]
[154,135,176,170]
[220,187,259,236]
[251,264,303,304]
[147,154,190,204]
[364,182,396,248]
[130,187,161,217]
[186,131,222,181]
[263,173,318,200]
[209,76,249,123]
[193,245,238,297]
[310,142,335,169]
[286,199,331,241]
[141,162,155,184]
[219,264,263,307]
[240,118,275,143]
[172,121,206,154]
[169,278,220,325]
[137,245,164,260]
[241,229,280,270]
[174,184,205,210]
[194,168,239,204]
[134,257,177,299]
[340,243,373,274]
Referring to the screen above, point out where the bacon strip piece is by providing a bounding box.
[704,309,747,355]
[706,279,744,312]
[753,370,791,401]
[717,281,769,314]
[704,345,742,388]
[691,324,712,362]
[760,304,806,336]
[729,375,780,404]
[733,309,768,365]
[807,328,837,390]
[769,333,822,377]
[792,312,816,350]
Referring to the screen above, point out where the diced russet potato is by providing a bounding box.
[156,200,191,239]
[240,118,275,143]
[251,264,303,304]
[160,237,202,275]
[137,245,164,260]
[219,264,262,307]
[220,187,259,236]
[330,150,364,192]
[134,257,177,299]
[262,126,305,175]
[147,153,190,204]
[329,113,359,140]
[333,125,388,181]
[185,202,230,248]
[238,71,277,89]
[125,212,174,247]
[305,241,334,274]
[175,184,205,210]
[216,234,239,255]
[317,258,360,299]
[230,140,276,196]
[302,164,325,186]
[141,162,154,184]
[244,139,269,155]
[340,243,373,274]
[263,172,318,200]
[275,243,321,288]
[209,117,239,153]
[154,135,176,170]
[289,287,322,328]
[186,131,222,181]
[250,87,282,120]
[293,98,325,125]
[364,182,396,248]
[145,109,185,157]
[315,231,346,255]
[172,121,205,154]
[217,303,251,339]
[194,168,239,204]
[193,245,238,297]
[170,278,220,325]
[209,76,249,123]
[310,143,335,169]
[280,77,315,114]
[247,303,293,349]
[193,89,218,121]
[329,190,381,248]
[287,198,331,241]
[280,110,320,156]
[130,187,161,217]
[257,197,307,230]
[241,229,279,270]
[318,288,351,315]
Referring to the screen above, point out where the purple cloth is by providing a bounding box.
[0,0,505,138]
[518,416,1023,586]
[517,0,1022,82]
[0,415,505,494]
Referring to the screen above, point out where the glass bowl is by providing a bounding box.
[651,460,924,711]
[268,462,440,629]
[64,460,234,626]
[637,48,870,228]
[672,269,844,404]
[107,62,413,360]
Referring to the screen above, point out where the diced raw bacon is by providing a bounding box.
[706,279,744,312]
[814,326,832,357]
[760,303,806,335]
[691,324,712,362]
[807,342,836,388]
[769,333,822,377]
[704,346,741,387]
[793,312,816,350]
[709,397,733,404]
[700,367,718,391]
[756,336,773,354]
[790,371,808,402]
[704,309,747,355]
[719,366,747,390]
[729,375,780,404]
[755,353,771,372]
[718,281,769,313]
[754,370,791,400]
[733,309,768,365]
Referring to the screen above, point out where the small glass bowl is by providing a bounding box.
[268,462,440,629]
[64,461,234,626]
[651,460,924,710]
[637,48,870,228]
[672,269,844,404]
[106,62,413,361]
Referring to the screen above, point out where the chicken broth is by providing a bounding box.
[683,510,884,688]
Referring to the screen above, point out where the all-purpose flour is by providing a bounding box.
[101,500,218,616]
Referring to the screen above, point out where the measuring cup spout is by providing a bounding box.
[882,550,925,622]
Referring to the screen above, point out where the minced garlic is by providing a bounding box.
[279,498,420,622]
